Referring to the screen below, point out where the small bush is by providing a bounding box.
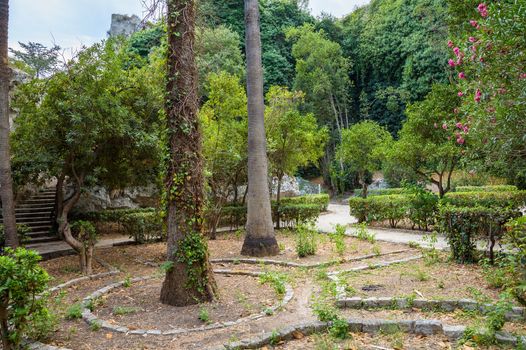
[295,223,317,257]
[113,306,139,316]
[66,303,83,319]
[437,205,520,264]
[353,187,405,197]
[501,216,526,305]
[356,223,375,243]
[349,195,410,227]
[405,185,439,231]
[0,224,32,252]
[279,194,330,211]
[121,212,164,243]
[0,248,52,349]
[198,307,210,323]
[329,224,347,256]
[258,271,287,295]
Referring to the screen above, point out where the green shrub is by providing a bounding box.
[278,194,330,211]
[353,187,405,197]
[0,248,52,349]
[502,216,526,305]
[66,303,83,320]
[349,195,410,227]
[295,223,317,257]
[443,191,526,209]
[258,271,287,295]
[455,185,518,192]
[0,224,32,252]
[74,208,156,222]
[121,212,164,243]
[279,204,322,228]
[356,223,376,243]
[329,224,346,256]
[437,205,520,264]
[405,185,439,231]
[219,202,323,230]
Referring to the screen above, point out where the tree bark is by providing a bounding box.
[241,0,279,257]
[160,0,217,306]
[0,0,18,249]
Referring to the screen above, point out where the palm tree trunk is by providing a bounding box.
[0,0,18,248]
[160,0,217,306]
[241,0,279,257]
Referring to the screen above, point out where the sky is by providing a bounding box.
[8,0,370,53]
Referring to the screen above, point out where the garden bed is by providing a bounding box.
[341,258,504,301]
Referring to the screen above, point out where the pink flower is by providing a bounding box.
[457,136,465,145]
[458,91,464,97]
[458,72,466,79]
[480,57,484,62]
[448,59,456,67]
[448,40,454,48]
[456,122,463,129]
[475,89,482,102]
[453,47,460,56]
[442,123,448,130]
[447,136,452,141]
[453,108,459,114]
[463,125,469,133]
[469,37,477,43]
[471,46,477,53]
[520,73,526,79]
[470,20,478,27]
[456,57,463,65]
[434,123,438,129]
[478,3,488,17]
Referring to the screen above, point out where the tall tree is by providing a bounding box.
[160,0,217,306]
[0,0,18,248]
[9,42,61,79]
[241,0,279,257]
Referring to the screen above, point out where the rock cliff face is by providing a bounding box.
[74,185,159,212]
[109,14,141,37]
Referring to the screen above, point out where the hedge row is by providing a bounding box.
[442,190,526,208]
[353,188,404,197]
[348,190,526,230]
[277,193,330,211]
[220,203,323,230]
[437,205,521,264]
[454,185,518,192]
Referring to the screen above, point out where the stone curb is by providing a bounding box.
[213,316,526,350]
[335,296,526,321]
[327,255,423,300]
[81,269,294,336]
[210,249,412,269]
[46,257,120,294]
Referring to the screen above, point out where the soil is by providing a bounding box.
[31,235,522,350]
[93,274,278,331]
[270,331,509,350]
[208,230,414,265]
[343,258,504,301]
[41,255,107,286]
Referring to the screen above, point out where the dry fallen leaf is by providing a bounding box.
[105,333,113,339]
[292,330,304,339]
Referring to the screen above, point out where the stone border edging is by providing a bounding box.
[210,249,413,269]
[335,296,525,321]
[46,257,120,294]
[80,269,294,336]
[213,317,526,350]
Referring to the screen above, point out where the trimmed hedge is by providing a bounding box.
[278,193,330,211]
[121,212,164,243]
[219,203,324,230]
[437,205,520,263]
[454,185,518,192]
[353,188,404,197]
[443,190,526,209]
[75,208,156,223]
[349,195,411,228]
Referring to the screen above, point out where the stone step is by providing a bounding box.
[8,211,52,218]
[23,224,53,231]
[9,216,51,223]
[27,231,52,238]
[15,206,54,212]
[28,236,60,244]
[19,199,55,205]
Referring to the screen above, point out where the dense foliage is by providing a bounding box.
[0,248,51,350]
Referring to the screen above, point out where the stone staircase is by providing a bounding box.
[1,189,59,245]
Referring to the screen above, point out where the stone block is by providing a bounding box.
[414,320,443,335]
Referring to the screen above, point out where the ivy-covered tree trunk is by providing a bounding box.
[241,0,279,257]
[0,0,18,249]
[160,0,217,306]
